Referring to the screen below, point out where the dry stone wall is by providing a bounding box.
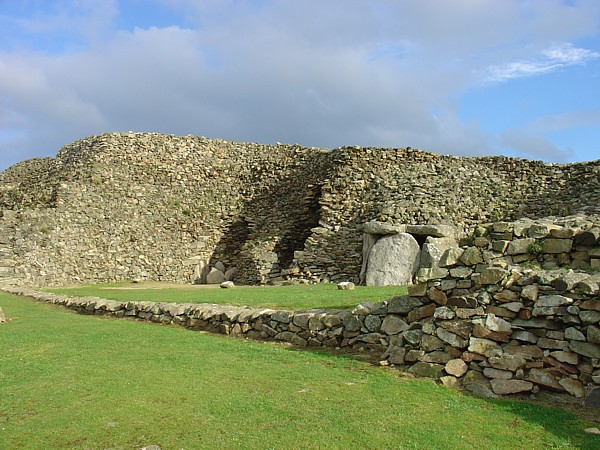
[4,257,599,404]
[1,132,599,287]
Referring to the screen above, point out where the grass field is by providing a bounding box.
[1,292,599,449]
[44,282,409,310]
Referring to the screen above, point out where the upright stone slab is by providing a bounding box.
[365,233,421,286]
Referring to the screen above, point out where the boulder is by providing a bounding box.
[337,281,355,290]
[365,233,421,286]
[220,281,235,289]
[206,267,226,284]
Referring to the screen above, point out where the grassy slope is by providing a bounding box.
[1,293,598,449]
[44,283,409,310]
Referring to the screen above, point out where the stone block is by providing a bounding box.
[380,315,409,335]
[506,238,536,255]
[408,362,445,379]
[445,358,468,377]
[542,238,573,254]
[490,379,533,395]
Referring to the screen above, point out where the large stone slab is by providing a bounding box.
[365,233,421,286]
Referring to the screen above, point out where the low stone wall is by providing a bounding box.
[3,266,599,406]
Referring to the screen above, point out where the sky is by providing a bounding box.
[0,0,599,172]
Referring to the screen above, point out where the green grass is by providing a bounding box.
[44,282,409,310]
[1,293,598,449]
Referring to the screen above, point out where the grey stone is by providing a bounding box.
[420,237,458,269]
[483,367,513,380]
[219,281,235,289]
[580,310,600,325]
[206,267,226,284]
[403,329,423,346]
[460,247,483,266]
[352,301,386,315]
[449,266,473,278]
[214,261,226,273]
[549,351,579,365]
[364,315,382,332]
[408,362,444,379]
[223,267,238,281]
[433,306,455,320]
[274,332,307,347]
[414,267,449,283]
[356,333,385,344]
[542,238,573,254]
[478,268,509,285]
[337,281,355,290]
[528,224,556,239]
[569,340,600,358]
[535,295,573,307]
[387,346,406,365]
[380,315,409,335]
[506,238,536,255]
[587,325,600,344]
[488,354,527,372]
[439,247,464,268]
[363,221,403,235]
[365,233,421,286]
[436,327,469,348]
[468,337,502,357]
[421,335,445,352]
[484,313,512,333]
[445,358,468,377]
[528,369,564,391]
[387,297,423,314]
[272,311,292,324]
[551,272,590,292]
[521,284,539,301]
[406,224,456,238]
[512,330,538,344]
[490,379,533,395]
[419,351,452,364]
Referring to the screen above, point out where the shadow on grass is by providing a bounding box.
[487,396,600,449]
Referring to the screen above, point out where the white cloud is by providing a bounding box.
[1,0,600,170]
[485,43,600,83]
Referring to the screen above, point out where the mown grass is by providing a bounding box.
[45,282,409,310]
[1,292,599,449]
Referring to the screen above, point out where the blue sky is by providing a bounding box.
[1,0,599,172]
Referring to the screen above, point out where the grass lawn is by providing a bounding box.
[1,292,599,449]
[44,282,409,310]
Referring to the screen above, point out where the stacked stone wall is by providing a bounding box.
[4,249,599,403]
[1,132,599,286]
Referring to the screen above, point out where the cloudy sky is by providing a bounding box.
[1,0,599,171]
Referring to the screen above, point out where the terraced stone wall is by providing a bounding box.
[0,132,599,286]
